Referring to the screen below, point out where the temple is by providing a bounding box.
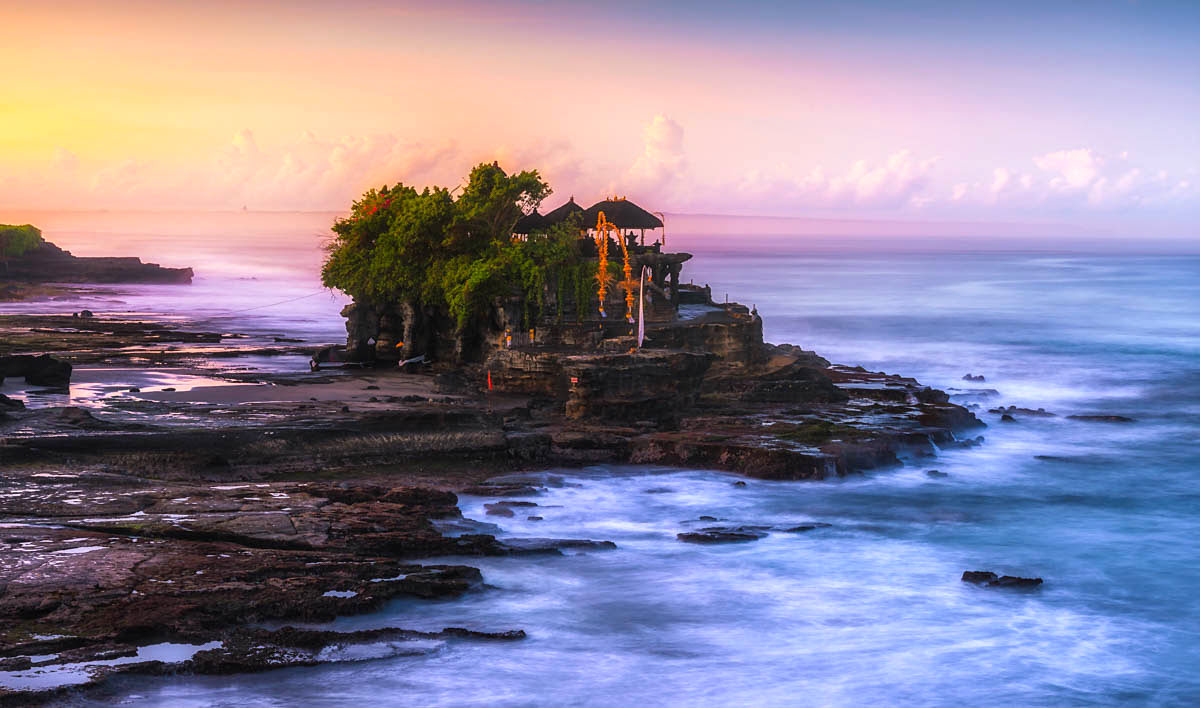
[337,195,766,423]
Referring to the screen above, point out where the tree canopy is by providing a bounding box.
[321,163,592,328]
[0,224,44,267]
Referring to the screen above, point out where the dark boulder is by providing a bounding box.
[962,570,1043,588]
[0,354,73,387]
[990,575,1043,588]
[677,525,769,544]
[961,571,998,583]
[962,374,986,382]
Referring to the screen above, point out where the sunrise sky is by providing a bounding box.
[2,0,1197,233]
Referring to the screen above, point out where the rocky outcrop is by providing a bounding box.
[647,305,765,369]
[562,350,713,426]
[0,353,72,387]
[2,239,192,284]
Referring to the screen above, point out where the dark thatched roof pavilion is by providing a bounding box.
[542,197,585,227]
[512,210,548,235]
[582,198,664,230]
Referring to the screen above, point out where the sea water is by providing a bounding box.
[10,215,1199,705]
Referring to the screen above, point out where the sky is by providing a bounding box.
[1,0,1197,235]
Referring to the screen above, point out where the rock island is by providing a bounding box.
[0,165,983,703]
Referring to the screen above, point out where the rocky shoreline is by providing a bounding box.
[0,237,193,287]
[0,300,990,703]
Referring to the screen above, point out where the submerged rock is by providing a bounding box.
[780,523,832,532]
[497,538,617,554]
[989,406,1056,418]
[961,570,998,583]
[989,575,1044,588]
[677,526,770,543]
[1067,414,1135,423]
[961,570,1043,588]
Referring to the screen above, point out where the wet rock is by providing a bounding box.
[727,362,848,405]
[497,538,617,554]
[1000,414,1016,422]
[941,436,984,449]
[925,469,949,478]
[484,507,514,517]
[989,406,1056,417]
[961,570,998,583]
[780,523,832,532]
[397,566,483,598]
[188,624,524,675]
[732,481,747,487]
[505,431,551,461]
[947,388,1000,399]
[990,575,1043,588]
[644,487,674,494]
[677,526,770,544]
[460,483,543,497]
[962,570,1043,588]
[561,350,714,426]
[431,518,503,536]
[527,516,543,521]
[1066,414,1135,423]
[0,656,33,670]
[433,370,475,395]
[55,406,101,426]
[487,500,537,508]
[0,393,24,410]
[962,374,986,382]
[698,515,720,521]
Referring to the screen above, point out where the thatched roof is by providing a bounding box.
[512,210,548,234]
[542,197,585,227]
[582,198,663,230]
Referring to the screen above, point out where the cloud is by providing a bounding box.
[717,149,939,213]
[946,148,1197,212]
[1,120,1196,224]
[625,115,687,197]
[1035,148,1102,192]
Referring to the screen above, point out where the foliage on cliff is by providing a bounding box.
[321,163,594,328]
[0,224,44,269]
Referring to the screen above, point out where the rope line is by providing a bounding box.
[189,289,329,324]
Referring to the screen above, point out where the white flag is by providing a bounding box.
[637,266,647,348]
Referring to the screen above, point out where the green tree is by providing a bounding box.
[0,224,44,272]
[320,162,575,329]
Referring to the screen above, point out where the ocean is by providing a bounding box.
[6,212,1199,706]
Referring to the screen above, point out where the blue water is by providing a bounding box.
[30,224,1200,706]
